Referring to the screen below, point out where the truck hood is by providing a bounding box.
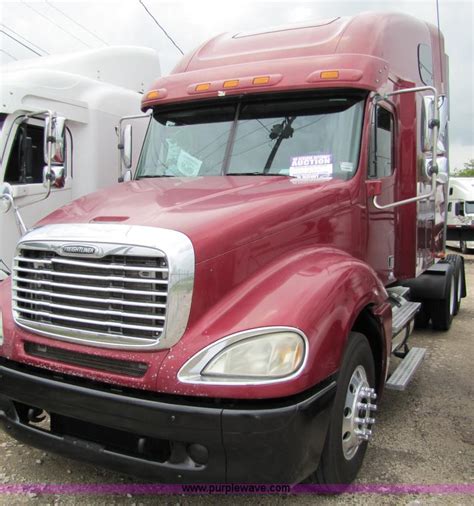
[39,176,347,263]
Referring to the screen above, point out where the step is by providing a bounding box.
[387,286,411,299]
[386,347,426,391]
[392,300,421,337]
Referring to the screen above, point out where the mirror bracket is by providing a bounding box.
[428,162,439,175]
[42,165,65,189]
[372,85,441,210]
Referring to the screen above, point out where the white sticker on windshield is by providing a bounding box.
[176,150,203,176]
[289,154,333,180]
[340,162,354,172]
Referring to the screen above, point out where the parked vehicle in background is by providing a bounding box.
[0,46,160,280]
[0,12,467,484]
[447,177,474,253]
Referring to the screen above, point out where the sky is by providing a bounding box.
[0,0,473,170]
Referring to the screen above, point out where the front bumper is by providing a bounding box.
[0,360,335,483]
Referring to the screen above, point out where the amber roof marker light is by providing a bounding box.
[320,70,340,80]
[223,79,240,88]
[145,90,160,100]
[195,83,211,92]
[252,76,271,85]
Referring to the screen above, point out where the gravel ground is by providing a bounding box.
[0,248,473,505]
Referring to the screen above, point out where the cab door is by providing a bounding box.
[366,103,396,285]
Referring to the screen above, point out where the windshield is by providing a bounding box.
[466,202,474,215]
[136,94,365,181]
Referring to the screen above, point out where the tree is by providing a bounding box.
[453,159,474,177]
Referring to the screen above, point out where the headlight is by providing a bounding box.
[178,327,307,385]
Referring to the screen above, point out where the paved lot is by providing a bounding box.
[0,249,472,505]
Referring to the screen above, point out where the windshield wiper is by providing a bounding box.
[138,174,175,178]
[263,116,296,173]
[226,172,283,176]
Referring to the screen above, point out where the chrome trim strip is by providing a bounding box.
[12,224,195,350]
[15,266,169,285]
[178,326,309,386]
[16,318,161,347]
[14,287,167,308]
[13,297,166,320]
[19,242,166,258]
[13,307,164,332]
[15,256,169,272]
[12,276,167,296]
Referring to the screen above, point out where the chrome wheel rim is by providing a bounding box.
[341,365,377,460]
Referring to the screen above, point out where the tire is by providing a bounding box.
[445,254,464,315]
[431,266,455,330]
[314,332,376,485]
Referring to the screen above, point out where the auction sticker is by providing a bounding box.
[289,154,333,180]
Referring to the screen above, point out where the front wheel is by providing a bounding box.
[314,332,376,484]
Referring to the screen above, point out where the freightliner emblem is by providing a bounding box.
[60,245,98,255]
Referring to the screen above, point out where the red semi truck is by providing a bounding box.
[0,12,467,484]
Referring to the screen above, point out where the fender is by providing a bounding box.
[157,246,389,399]
[402,261,454,300]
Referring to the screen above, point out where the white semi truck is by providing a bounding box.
[0,46,160,280]
[447,177,474,253]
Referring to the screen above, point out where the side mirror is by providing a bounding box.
[437,96,448,155]
[421,95,435,153]
[120,124,133,170]
[436,172,448,185]
[44,115,66,165]
[43,165,65,189]
[423,157,448,185]
[424,158,434,180]
[436,156,448,184]
[0,183,13,214]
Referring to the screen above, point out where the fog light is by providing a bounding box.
[187,443,209,465]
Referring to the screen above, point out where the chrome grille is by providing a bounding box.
[13,245,169,347]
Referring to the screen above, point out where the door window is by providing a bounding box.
[369,106,394,178]
[4,122,46,184]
